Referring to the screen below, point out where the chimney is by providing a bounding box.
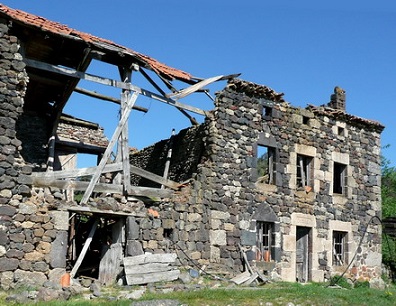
[328,86,346,111]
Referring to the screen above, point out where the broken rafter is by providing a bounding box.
[139,68,199,125]
[25,58,207,116]
[74,87,148,113]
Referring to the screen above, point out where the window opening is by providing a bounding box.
[263,106,272,117]
[257,145,276,185]
[337,126,345,136]
[163,228,173,240]
[333,162,347,194]
[256,222,275,261]
[333,231,347,266]
[302,116,310,125]
[296,154,313,189]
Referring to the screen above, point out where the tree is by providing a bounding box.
[381,149,396,279]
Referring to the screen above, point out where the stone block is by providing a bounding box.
[211,210,230,220]
[50,231,67,268]
[240,230,256,246]
[18,202,37,215]
[0,257,19,272]
[209,230,226,246]
[0,205,16,216]
[14,269,47,287]
[49,211,69,230]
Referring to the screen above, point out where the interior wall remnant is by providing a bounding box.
[130,125,206,187]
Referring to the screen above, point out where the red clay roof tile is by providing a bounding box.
[0,4,192,82]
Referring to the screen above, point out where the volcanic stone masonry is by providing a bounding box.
[0,11,385,288]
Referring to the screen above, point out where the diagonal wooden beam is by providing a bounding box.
[25,58,207,116]
[80,91,138,204]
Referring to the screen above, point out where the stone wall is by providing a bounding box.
[189,79,383,281]
[130,125,205,187]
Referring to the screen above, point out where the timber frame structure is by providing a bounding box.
[0,5,234,201]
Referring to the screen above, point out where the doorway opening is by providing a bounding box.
[296,226,311,283]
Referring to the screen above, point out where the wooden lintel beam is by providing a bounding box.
[74,87,148,113]
[31,177,173,198]
[25,58,207,116]
[31,163,123,180]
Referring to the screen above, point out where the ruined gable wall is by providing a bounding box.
[129,125,206,187]
[192,80,382,281]
[0,20,69,290]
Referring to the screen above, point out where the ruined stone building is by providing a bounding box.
[0,4,384,289]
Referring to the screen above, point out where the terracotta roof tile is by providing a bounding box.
[0,4,192,81]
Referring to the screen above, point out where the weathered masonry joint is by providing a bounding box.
[0,4,384,289]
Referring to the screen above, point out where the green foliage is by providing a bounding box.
[330,275,353,289]
[381,150,396,278]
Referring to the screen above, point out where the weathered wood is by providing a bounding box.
[230,271,251,285]
[124,263,173,275]
[25,58,207,116]
[31,163,122,179]
[98,242,123,285]
[32,177,123,194]
[118,67,132,194]
[81,91,138,204]
[125,270,180,285]
[66,206,145,217]
[98,220,124,285]
[56,137,106,155]
[130,165,180,190]
[167,75,224,100]
[123,253,177,266]
[70,219,98,278]
[74,87,148,113]
[31,177,173,198]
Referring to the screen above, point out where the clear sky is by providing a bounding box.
[4,1,396,167]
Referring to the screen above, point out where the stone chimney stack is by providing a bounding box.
[328,86,346,111]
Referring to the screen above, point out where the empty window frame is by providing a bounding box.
[257,145,276,185]
[333,231,347,266]
[263,106,273,118]
[256,222,275,261]
[333,162,347,195]
[296,154,313,188]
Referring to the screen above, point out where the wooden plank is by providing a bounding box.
[118,67,132,194]
[130,165,180,190]
[124,263,173,275]
[31,163,122,179]
[98,242,123,285]
[125,269,180,285]
[70,219,98,278]
[25,58,207,116]
[31,177,173,198]
[81,91,138,204]
[74,87,148,113]
[230,271,251,285]
[32,177,123,194]
[167,75,224,100]
[123,253,177,266]
[66,206,145,217]
[99,220,124,285]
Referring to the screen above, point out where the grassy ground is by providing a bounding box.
[2,281,396,306]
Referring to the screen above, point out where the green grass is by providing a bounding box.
[2,282,396,306]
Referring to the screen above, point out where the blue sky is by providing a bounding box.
[5,1,396,167]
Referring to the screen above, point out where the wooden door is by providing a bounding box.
[296,227,310,283]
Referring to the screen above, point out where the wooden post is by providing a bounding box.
[70,219,99,278]
[80,91,138,204]
[161,129,175,189]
